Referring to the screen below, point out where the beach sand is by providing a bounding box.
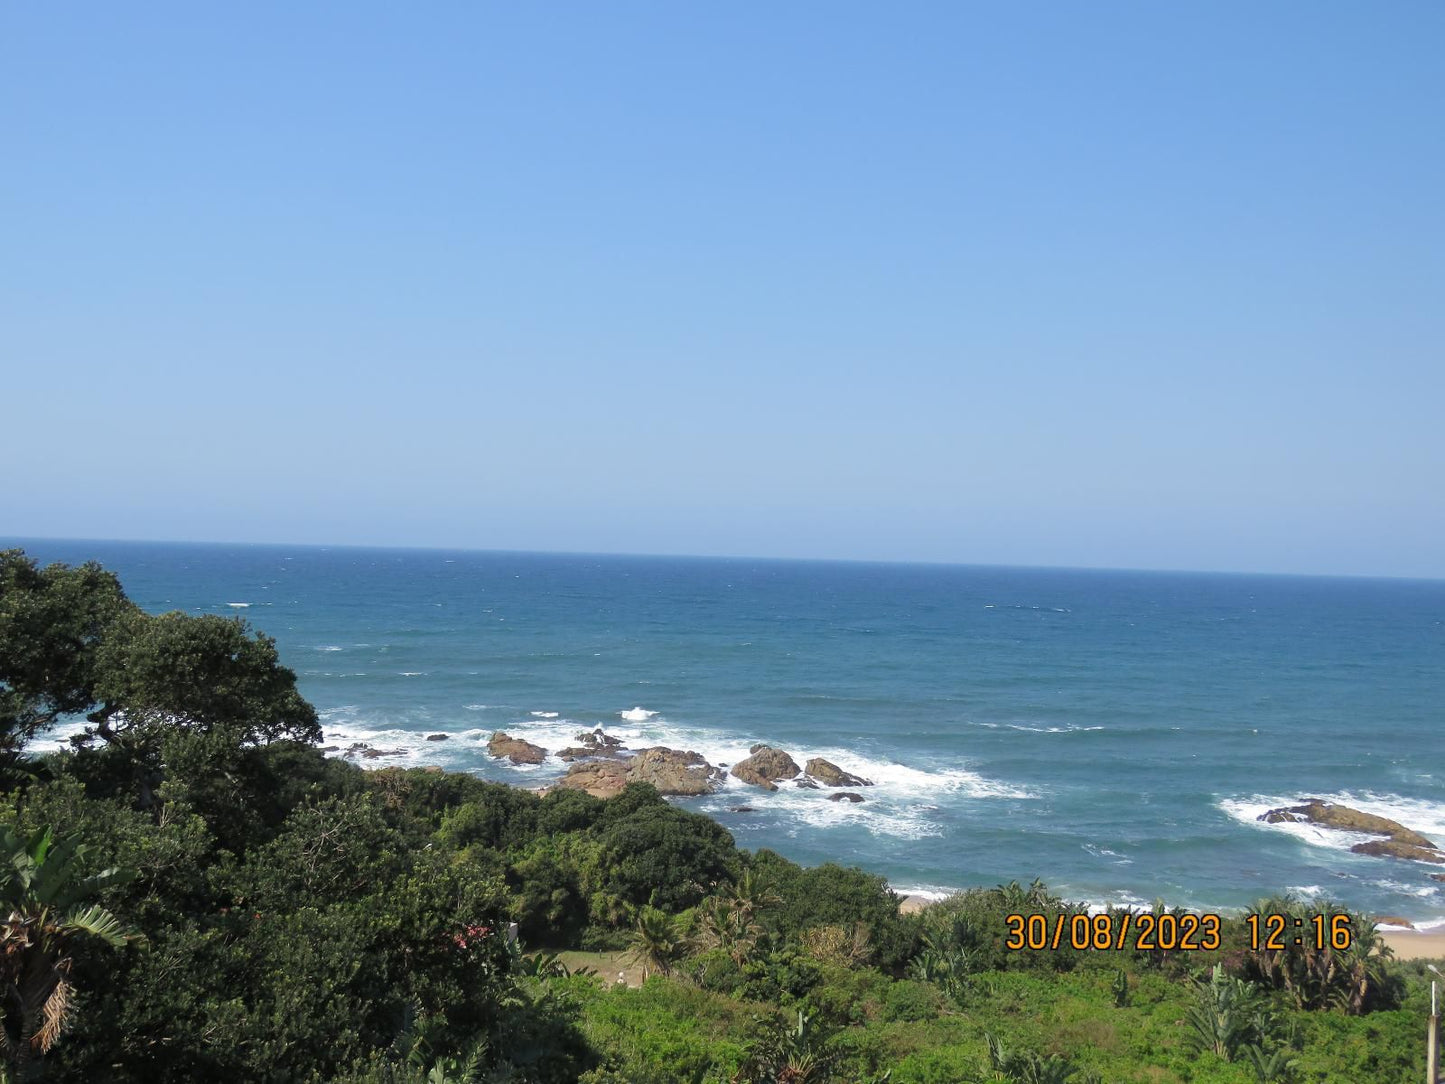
[1380,929,1445,961]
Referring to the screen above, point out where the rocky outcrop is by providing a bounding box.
[828,792,865,803]
[558,759,629,799]
[804,757,873,788]
[579,728,626,752]
[558,745,726,799]
[1259,801,1436,846]
[556,729,629,762]
[793,776,820,790]
[730,746,801,791]
[1351,840,1445,864]
[426,733,449,741]
[629,747,727,796]
[488,732,547,765]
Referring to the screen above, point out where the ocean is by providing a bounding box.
[11,538,1444,927]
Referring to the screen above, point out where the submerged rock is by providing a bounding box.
[804,757,873,788]
[793,776,820,790]
[487,732,547,765]
[1259,800,1437,851]
[728,806,756,813]
[828,792,865,803]
[425,733,449,742]
[1351,840,1445,864]
[731,745,801,791]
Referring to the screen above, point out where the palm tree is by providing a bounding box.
[0,826,139,1082]
[626,905,688,979]
[726,869,781,925]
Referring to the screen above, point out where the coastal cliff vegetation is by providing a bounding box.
[0,549,1438,1083]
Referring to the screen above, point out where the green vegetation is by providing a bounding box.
[0,549,1438,1082]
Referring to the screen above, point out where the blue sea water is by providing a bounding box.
[11,539,1445,926]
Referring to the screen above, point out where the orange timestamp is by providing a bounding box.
[1005,911,1223,952]
[1004,911,1354,953]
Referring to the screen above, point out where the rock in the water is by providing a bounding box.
[558,759,630,799]
[731,745,801,791]
[793,776,820,789]
[487,731,547,765]
[361,747,406,759]
[554,730,628,762]
[1430,873,1445,883]
[728,806,756,813]
[1351,840,1445,864]
[1259,800,1437,850]
[749,743,768,755]
[319,745,339,753]
[629,747,727,796]
[828,792,865,803]
[425,733,449,741]
[804,757,873,788]
[557,746,726,799]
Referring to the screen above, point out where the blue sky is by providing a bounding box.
[4,3,1442,577]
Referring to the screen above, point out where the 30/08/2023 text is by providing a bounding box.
[1003,912,1354,953]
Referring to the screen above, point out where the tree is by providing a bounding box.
[77,609,320,815]
[0,551,135,784]
[89,609,319,749]
[1,550,321,815]
[626,906,689,979]
[0,826,139,1080]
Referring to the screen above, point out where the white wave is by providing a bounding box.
[1288,885,1325,898]
[226,602,250,608]
[619,707,658,722]
[782,791,947,841]
[890,884,958,901]
[316,645,344,652]
[464,704,489,711]
[398,672,425,677]
[1004,723,1105,734]
[530,711,560,719]
[1083,843,1133,865]
[1219,792,1445,853]
[1368,879,1441,900]
[1077,891,1152,914]
[25,719,92,753]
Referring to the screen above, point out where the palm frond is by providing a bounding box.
[60,904,139,947]
[33,975,72,1054]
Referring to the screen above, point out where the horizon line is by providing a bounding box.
[4,533,1441,586]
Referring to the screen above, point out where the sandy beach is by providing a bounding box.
[1380,929,1445,961]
